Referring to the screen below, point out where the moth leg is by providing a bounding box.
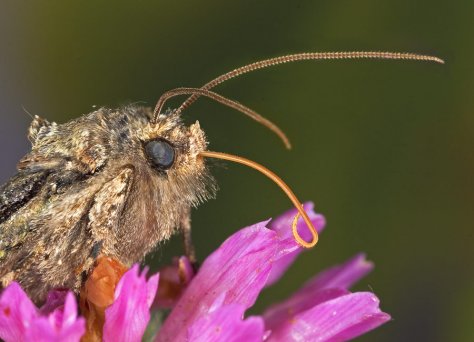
[181,207,196,264]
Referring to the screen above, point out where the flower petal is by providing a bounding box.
[26,293,85,342]
[61,293,85,332]
[187,304,264,342]
[0,282,38,342]
[263,254,374,329]
[301,253,373,292]
[263,288,349,330]
[40,289,69,315]
[103,265,159,342]
[266,292,391,342]
[155,256,195,308]
[156,222,279,342]
[266,202,326,287]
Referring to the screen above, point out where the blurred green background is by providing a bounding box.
[0,1,472,341]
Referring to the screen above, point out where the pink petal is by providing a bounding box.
[0,282,38,342]
[266,202,326,287]
[301,253,373,292]
[187,304,264,342]
[0,283,84,342]
[155,256,195,308]
[263,288,350,330]
[26,293,85,342]
[103,265,159,342]
[263,254,374,329]
[60,293,84,332]
[267,292,391,342]
[40,289,69,315]
[156,222,279,342]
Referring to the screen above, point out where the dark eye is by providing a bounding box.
[144,139,175,170]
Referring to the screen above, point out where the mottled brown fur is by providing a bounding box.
[0,106,216,302]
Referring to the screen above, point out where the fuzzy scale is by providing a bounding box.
[0,106,216,302]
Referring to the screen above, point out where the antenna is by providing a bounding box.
[176,51,444,114]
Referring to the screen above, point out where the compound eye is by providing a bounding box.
[145,139,175,170]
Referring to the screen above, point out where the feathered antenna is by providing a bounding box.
[176,51,444,114]
[152,87,291,149]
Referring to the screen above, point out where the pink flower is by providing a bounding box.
[0,283,85,342]
[262,254,388,341]
[103,265,159,342]
[155,202,390,341]
[0,202,390,341]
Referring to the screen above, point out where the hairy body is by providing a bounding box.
[0,106,215,302]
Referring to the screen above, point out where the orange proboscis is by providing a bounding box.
[200,151,318,248]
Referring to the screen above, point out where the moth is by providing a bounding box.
[0,51,443,303]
